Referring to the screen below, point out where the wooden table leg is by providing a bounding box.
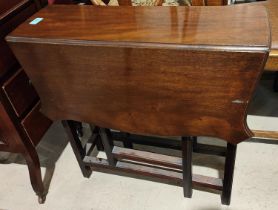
[221,143,237,205]
[99,128,117,166]
[62,120,92,178]
[23,148,45,204]
[182,136,193,198]
[89,124,104,151]
[192,136,198,152]
[74,121,83,138]
[123,132,133,149]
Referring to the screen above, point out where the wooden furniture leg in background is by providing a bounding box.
[192,136,198,152]
[221,143,237,205]
[64,123,238,204]
[62,120,92,178]
[182,137,193,198]
[99,128,117,166]
[122,132,133,149]
[90,124,104,151]
[74,121,83,138]
[274,72,278,92]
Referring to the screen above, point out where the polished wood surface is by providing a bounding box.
[21,102,52,146]
[8,5,270,49]
[7,5,270,144]
[0,2,37,78]
[2,69,39,117]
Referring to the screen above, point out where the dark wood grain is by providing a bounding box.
[21,102,52,146]
[7,5,270,49]
[0,2,37,78]
[7,5,270,144]
[0,39,18,79]
[2,69,39,117]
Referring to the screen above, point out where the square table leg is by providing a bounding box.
[274,72,278,92]
[221,143,237,205]
[182,136,193,198]
[62,120,92,178]
[99,128,117,166]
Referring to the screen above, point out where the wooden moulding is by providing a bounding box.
[252,130,278,140]
[83,146,223,191]
[265,51,278,71]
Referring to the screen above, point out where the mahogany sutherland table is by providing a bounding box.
[7,5,270,205]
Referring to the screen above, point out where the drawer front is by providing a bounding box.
[21,102,52,146]
[0,2,37,78]
[2,69,39,117]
